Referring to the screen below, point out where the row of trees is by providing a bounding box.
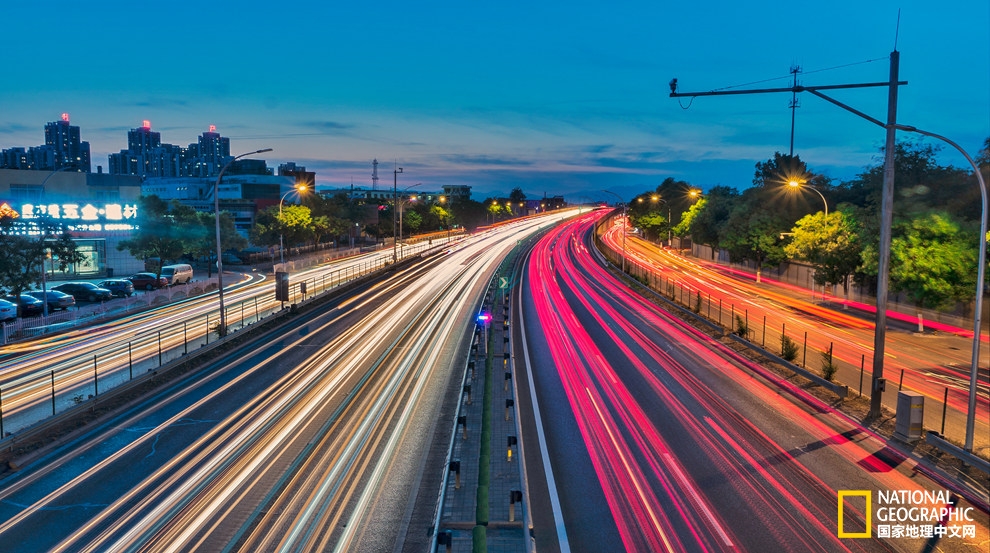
[0,182,542,296]
[628,138,990,327]
[117,189,526,273]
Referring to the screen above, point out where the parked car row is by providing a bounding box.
[0,290,77,319]
[1,266,198,323]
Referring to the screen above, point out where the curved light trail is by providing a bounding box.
[0,211,579,552]
[519,211,988,552]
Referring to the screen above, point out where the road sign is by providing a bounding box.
[499,277,509,289]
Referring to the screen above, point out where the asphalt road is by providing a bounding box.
[0,214,564,552]
[516,211,989,553]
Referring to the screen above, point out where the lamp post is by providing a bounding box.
[888,128,987,453]
[392,167,403,264]
[397,183,423,255]
[215,148,272,337]
[602,190,626,273]
[439,195,452,242]
[649,195,673,246]
[278,183,308,266]
[787,180,828,217]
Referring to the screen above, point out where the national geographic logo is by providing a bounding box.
[838,489,977,540]
[838,490,871,538]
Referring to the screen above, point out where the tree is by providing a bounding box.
[117,195,187,280]
[449,198,487,231]
[861,212,978,331]
[674,197,705,237]
[486,199,505,222]
[251,204,313,253]
[891,213,977,331]
[403,210,422,234]
[0,214,84,295]
[431,204,451,231]
[784,210,863,304]
[188,211,245,277]
[632,211,667,242]
[753,152,830,190]
[723,209,787,283]
[685,186,738,260]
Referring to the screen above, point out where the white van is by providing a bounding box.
[161,264,193,285]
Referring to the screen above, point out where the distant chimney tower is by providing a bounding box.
[372,158,379,190]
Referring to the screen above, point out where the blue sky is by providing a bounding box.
[2,1,987,202]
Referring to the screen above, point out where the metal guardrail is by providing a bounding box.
[925,432,990,475]
[728,334,849,397]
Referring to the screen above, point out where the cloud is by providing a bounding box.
[440,154,534,167]
[301,121,356,134]
[131,98,190,108]
[0,123,34,134]
[583,144,614,154]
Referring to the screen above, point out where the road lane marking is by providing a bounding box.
[519,282,571,553]
[661,452,734,547]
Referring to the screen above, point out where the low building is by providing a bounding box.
[0,168,144,278]
[142,174,296,237]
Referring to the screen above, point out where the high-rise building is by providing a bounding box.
[43,113,91,172]
[1,113,91,172]
[189,125,231,177]
[109,121,198,178]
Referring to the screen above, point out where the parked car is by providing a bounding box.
[126,272,168,290]
[98,279,135,298]
[26,290,76,311]
[161,264,193,285]
[4,294,45,317]
[0,299,17,322]
[52,282,114,302]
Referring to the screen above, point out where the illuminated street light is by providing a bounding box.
[397,183,422,257]
[215,148,272,337]
[788,180,828,217]
[392,166,403,264]
[278,183,308,266]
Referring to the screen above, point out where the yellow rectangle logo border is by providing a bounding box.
[838,490,872,538]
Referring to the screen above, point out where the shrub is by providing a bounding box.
[821,350,838,381]
[781,333,799,362]
[735,315,749,339]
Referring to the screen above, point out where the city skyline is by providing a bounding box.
[1,0,987,201]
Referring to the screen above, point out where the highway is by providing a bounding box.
[0,213,571,552]
[599,216,990,454]
[0,238,441,435]
[516,210,989,552]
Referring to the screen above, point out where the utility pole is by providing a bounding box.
[789,64,800,156]
[669,52,906,420]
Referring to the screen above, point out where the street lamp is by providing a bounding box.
[602,190,626,273]
[787,180,828,217]
[278,183,308,266]
[651,195,673,246]
[215,148,272,337]
[392,167,403,264]
[439,195,452,242]
[400,195,416,248]
[397,183,423,255]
